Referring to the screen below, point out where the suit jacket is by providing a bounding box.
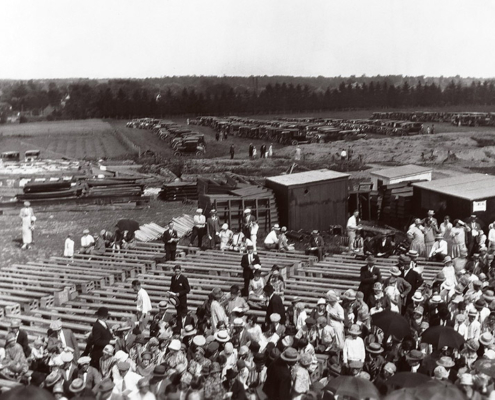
[402,268,423,296]
[61,328,80,360]
[163,229,179,250]
[383,277,412,312]
[310,235,324,248]
[78,365,102,392]
[206,217,221,237]
[16,329,31,358]
[170,274,190,305]
[358,265,381,301]
[115,332,136,353]
[151,378,170,397]
[266,294,286,325]
[89,320,113,366]
[376,238,394,255]
[429,315,454,327]
[263,357,293,400]
[241,253,261,270]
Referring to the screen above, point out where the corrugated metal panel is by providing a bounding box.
[413,173,495,201]
[371,164,432,179]
[266,169,350,187]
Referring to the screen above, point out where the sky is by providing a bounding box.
[1,0,495,79]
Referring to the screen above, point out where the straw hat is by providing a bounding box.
[69,378,85,394]
[390,267,401,277]
[168,339,181,351]
[412,291,424,302]
[436,356,455,368]
[348,324,361,335]
[280,347,299,363]
[214,330,230,343]
[366,342,384,354]
[183,325,197,337]
[480,332,494,346]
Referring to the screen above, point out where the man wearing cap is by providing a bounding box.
[307,230,325,261]
[190,208,206,248]
[358,255,382,305]
[206,209,221,249]
[241,245,261,297]
[59,350,78,388]
[162,221,179,261]
[132,280,152,332]
[347,210,360,251]
[80,229,95,254]
[264,284,286,327]
[8,319,31,358]
[113,361,141,397]
[264,224,280,250]
[87,307,113,369]
[50,319,80,360]
[76,356,102,395]
[263,347,299,400]
[429,234,448,261]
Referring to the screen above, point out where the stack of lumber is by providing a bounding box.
[160,181,198,201]
[17,181,82,201]
[135,223,166,242]
[172,214,195,237]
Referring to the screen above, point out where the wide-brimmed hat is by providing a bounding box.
[435,234,444,240]
[192,335,206,347]
[407,250,418,258]
[152,365,167,378]
[209,362,222,374]
[69,378,85,394]
[281,336,294,347]
[484,290,495,302]
[436,356,455,368]
[214,330,230,343]
[468,309,478,317]
[406,350,424,361]
[466,339,480,352]
[233,318,244,328]
[410,291,423,302]
[225,368,238,380]
[475,299,486,310]
[390,267,401,277]
[168,339,181,351]
[480,332,494,346]
[430,295,442,303]
[44,371,62,387]
[342,289,356,301]
[366,342,384,354]
[95,307,110,318]
[9,319,21,329]
[280,347,299,363]
[50,320,62,331]
[348,324,361,335]
[254,353,266,364]
[443,256,452,264]
[158,300,169,309]
[183,325,197,337]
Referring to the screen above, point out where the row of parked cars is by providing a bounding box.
[371,111,495,126]
[126,118,206,157]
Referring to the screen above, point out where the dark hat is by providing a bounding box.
[366,255,375,262]
[95,378,115,393]
[153,365,167,378]
[135,334,147,345]
[305,317,316,326]
[225,368,238,380]
[406,350,424,361]
[95,307,110,318]
[328,363,342,376]
[399,254,410,264]
[253,353,266,364]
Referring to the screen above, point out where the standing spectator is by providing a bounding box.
[440,215,453,256]
[291,353,311,399]
[347,210,360,251]
[64,234,75,258]
[295,146,302,161]
[206,209,221,250]
[248,143,254,159]
[488,223,495,252]
[189,209,206,248]
[340,148,347,161]
[242,208,256,244]
[451,219,468,258]
[210,288,228,332]
[383,267,412,314]
[358,256,382,305]
[162,221,179,261]
[252,146,257,158]
[132,280,152,332]
[241,245,260,297]
[407,219,426,257]
[170,265,190,332]
[262,347,299,400]
[264,284,286,327]
[87,307,113,369]
[343,324,365,365]
[466,215,482,257]
[80,229,95,254]
[260,144,266,159]
[230,144,235,159]
[400,255,423,311]
[19,201,35,250]
[268,143,273,157]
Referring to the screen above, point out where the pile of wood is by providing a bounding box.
[160,182,197,201]
[197,173,264,195]
[134,215,195,242]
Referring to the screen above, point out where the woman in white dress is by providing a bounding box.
[326,291,345,350]
[407,219,426,257]
[19,201,35,250]
[451,220,468,258]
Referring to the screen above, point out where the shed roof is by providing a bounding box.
[413,173,495,201]
[266,169,349,187]
[371,164,432,179]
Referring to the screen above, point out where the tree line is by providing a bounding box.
[1,77,495,120]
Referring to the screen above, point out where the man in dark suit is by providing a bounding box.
[87,307,113,369]
[49,320,80,360]
[429,305,454,327]
[170,264,190,331]
[400,254,423,311]
[162,221,180,261]
[264,284,286,327]
[242,208,256,240]
[149,365,169,397]
[383,267,412,314]
[206,209,221,249]
[376,235,394,258]
[307,230,325,261]
[9,319,31,358]
[263,347,299,400]
[358,255,382,305]
[240,245,260,297]
[466,214,482,257]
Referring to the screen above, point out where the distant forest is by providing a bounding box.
[1,75,495,120]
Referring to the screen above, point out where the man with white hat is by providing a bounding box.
[77,355,102,394]
[80,229,95,254]
[242,208,256,239]
[429,234,448,261]
[50,319,80,360]
[464,309,481,341]
[264,224,281,250]
[190,208,206,248]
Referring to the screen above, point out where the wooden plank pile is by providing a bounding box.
[160,181,198,201]
[135,215,195,242]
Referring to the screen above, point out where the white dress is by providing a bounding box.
[19,207,34,245]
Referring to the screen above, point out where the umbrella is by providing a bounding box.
[325,376,381,399]
[116,219,140,234]
[421,325,465,349]
[386,371,431,390]
[0,385,55,400]
[414,380,467,400]
[384,387,420,400]
[371,310,411,339]
[474,358,495,377]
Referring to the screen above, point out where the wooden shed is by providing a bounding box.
[371,164,432,190]
[265,169,349,231]
[412,173,495,225]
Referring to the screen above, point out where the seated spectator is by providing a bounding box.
[352,228,365,256]
[91,230,106,256]
[278,227,293,252]
[218,224,233,251]
[306,230,325,261]
[229,229,245,252]
[429,234,448,261]
[266,266,285,300]
[248,269,266,308]
[376,234,394,258]
[0,333,29,380]
[264,225,280,250]
[79,229,95,254]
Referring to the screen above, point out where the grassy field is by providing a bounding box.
[0,119,133,160]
